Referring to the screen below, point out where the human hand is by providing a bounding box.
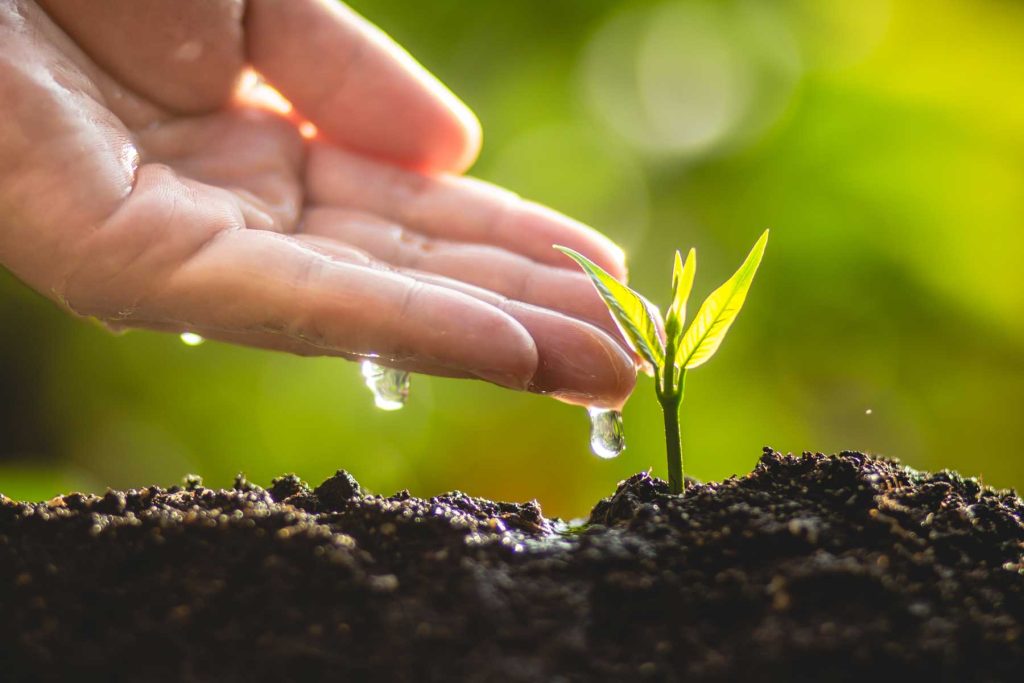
[0,0,636,407]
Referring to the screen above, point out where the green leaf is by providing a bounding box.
[665,248,696,344]
[676,230,768,370]
[554,245,664,368]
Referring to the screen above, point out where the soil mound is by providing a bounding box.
[1,449,1022,681]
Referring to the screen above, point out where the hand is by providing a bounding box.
[0,0,636,407]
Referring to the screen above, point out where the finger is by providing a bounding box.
[307,144,629,280]
[38,0,244,113]
[129,320,481,380]
[300,207,621,337]
[139,278,636,409]
[151,229,540,389]
[63,165,537,389]
[293,234,636,408]
[409,272,637,409]
[245,0,480,174]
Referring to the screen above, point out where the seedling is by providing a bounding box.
[555,230,768,495]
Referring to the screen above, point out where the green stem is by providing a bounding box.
[656,366,686,495]
[659,393,683,494]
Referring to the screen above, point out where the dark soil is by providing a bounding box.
[1,448,1022,682]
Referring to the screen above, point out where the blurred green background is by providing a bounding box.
[2,0,1023,518]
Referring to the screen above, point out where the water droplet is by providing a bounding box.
[361,361,410,411]
[865,408,873,415]
[180,332,205,347]
[588,407,625,459]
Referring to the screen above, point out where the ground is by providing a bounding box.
[1,448,1022,682]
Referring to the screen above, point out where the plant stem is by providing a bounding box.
[659,393,684,494]
[656,364,686,495]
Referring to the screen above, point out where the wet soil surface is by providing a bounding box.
[1,448,1022,682]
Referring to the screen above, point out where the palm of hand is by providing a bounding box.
[0,0,635,406]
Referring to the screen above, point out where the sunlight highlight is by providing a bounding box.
[236,69,293,116]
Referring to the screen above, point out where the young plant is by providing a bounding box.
[555,230,768,495]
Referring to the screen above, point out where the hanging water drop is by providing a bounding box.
[361,361,410,411]
[587,407,625,459]
[180,332,205,347]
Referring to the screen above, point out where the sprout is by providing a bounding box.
[556,230,768,494]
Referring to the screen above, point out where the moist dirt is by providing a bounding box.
[1,448,1022,682]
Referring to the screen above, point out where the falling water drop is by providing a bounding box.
[180,332,205,347]
[361,361,410,411]
[587,407,625,459]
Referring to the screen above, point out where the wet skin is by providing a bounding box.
[0,0,637,407]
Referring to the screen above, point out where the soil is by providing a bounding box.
[1,448,1022,682]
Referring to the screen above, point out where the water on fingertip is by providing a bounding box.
[587,407,625,459]
[361,361,410,411]
[180,332,205,347]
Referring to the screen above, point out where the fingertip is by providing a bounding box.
[519,201,628,281]
[365,32,483,174]
[517,309,637,408]
[407,82,482,175]
[545,356,637,411]
[587,240,628,284]
[608,245,629,283]
[437,90,482,174]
